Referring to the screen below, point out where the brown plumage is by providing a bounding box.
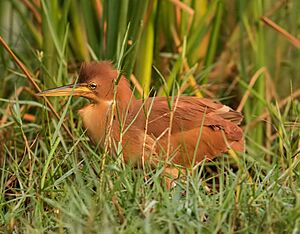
[38,61,244,181]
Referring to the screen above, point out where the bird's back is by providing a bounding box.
[129,96,242,137]
[123,96,244,165]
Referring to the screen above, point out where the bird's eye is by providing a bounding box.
[88,82,97,90]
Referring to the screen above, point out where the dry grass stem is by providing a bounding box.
[0,36,74,139]
[261,16,300,49]
[168,0,194,16]
[183,60,202,97]
[237,67,266,112]
[247,89,300,128]
[20,0,41,24]
[130,74,144,96]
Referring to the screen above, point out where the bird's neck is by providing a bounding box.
[78,102,111,145]
[79,78,135,145]
[115,78,136,112]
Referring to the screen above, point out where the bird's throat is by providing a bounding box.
[78,101,112,144]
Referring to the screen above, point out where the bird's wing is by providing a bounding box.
[131,96,243,142]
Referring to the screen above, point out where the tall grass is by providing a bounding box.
[1,0,300,232]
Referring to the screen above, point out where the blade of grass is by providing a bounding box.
[0,35,74,139]
[135,0,157,97]
[202,0,223,84]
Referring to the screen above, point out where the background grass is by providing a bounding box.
[1,0,300,233]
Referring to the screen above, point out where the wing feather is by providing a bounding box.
[129,96,243,142]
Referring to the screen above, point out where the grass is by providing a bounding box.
[1,0,300,233]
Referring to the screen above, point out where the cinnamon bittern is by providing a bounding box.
[38,61,244,179]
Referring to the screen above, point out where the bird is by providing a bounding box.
[38,61,244,183]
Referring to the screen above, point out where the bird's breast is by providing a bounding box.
[78,102,112,144]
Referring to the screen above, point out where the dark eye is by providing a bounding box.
[88,82,97,90]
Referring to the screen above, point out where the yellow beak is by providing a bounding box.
[37,83,92,97]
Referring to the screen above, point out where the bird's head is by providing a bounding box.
[37,61,133,105]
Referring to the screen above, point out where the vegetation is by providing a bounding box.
[1,0,300,233]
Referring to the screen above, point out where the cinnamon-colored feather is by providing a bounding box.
[38,61,245,179]
[77,62,245,167]
[122,96,244,166]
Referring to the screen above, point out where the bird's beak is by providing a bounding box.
[37,83,92,97]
